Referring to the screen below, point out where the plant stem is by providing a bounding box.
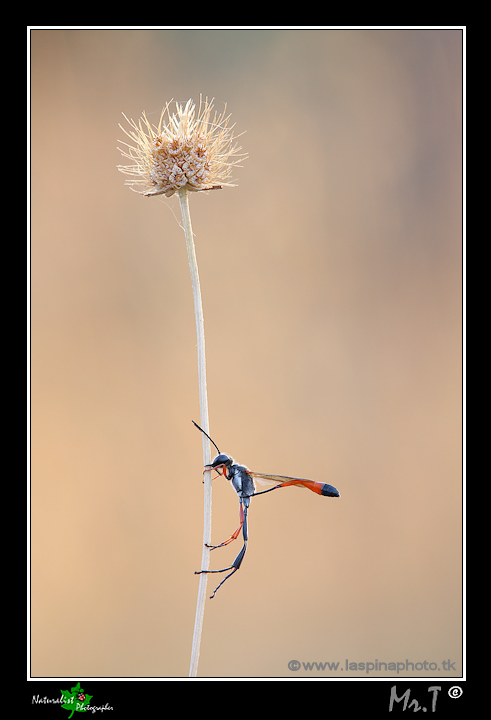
[178,187,212,678]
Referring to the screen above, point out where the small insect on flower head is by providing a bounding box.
[117,97,246,198]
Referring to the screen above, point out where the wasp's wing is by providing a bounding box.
[248,471,309,488]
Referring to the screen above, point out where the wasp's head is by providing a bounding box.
[205,453,234,478]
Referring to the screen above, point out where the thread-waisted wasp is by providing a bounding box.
[193,421,340,598]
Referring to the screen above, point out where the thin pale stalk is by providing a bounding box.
[178,187,212,678]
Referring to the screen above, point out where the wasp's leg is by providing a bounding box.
[195,542,247,599]
[206,501,245,550]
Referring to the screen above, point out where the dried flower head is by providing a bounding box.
[118,97,246,198]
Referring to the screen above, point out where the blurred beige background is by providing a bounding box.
[30,28,462,678]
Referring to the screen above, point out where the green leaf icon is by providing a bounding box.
[60,683,93,718]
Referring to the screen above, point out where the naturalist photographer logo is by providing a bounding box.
[32,682,112,716]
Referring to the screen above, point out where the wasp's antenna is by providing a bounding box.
[192,420,221,455]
